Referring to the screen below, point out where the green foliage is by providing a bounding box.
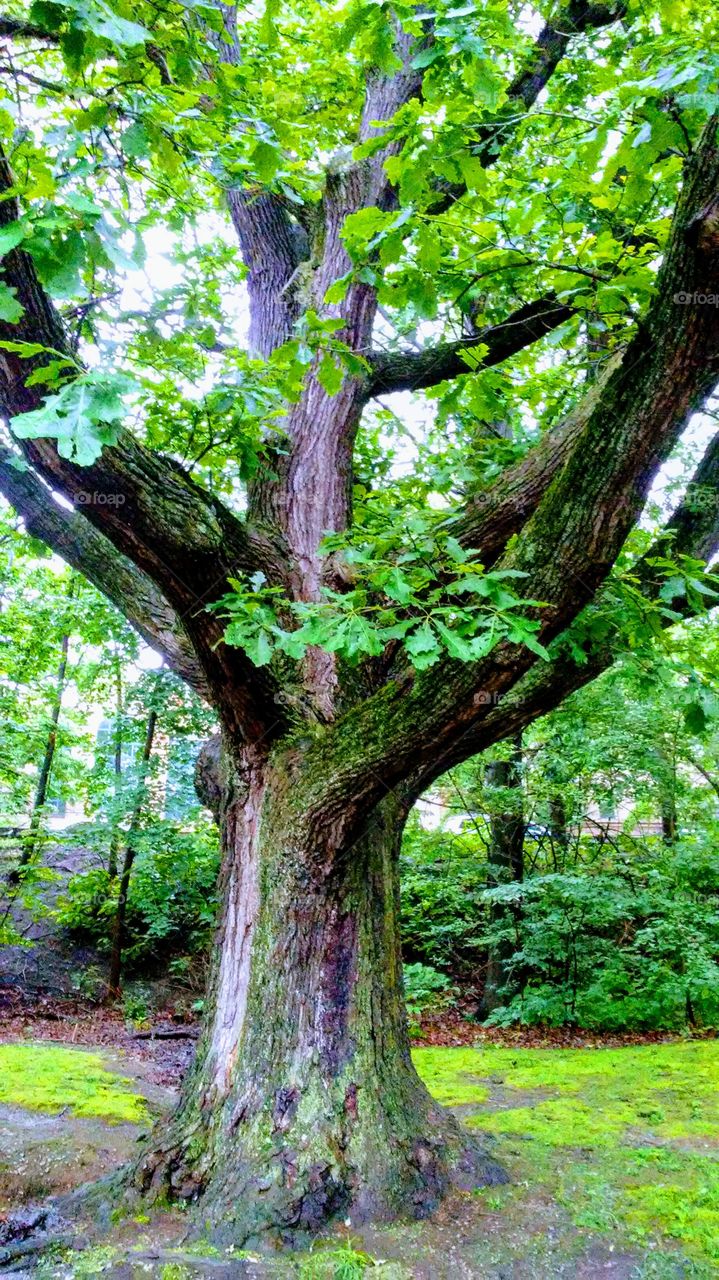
[400,814,486,973]
[11,368,136,465]
[401,638,719,1033]
[212,523,549,671]
[403,961,457,1034]
[296,1244,408,1279]
[55,816,219,970]
[484,842,719,1031]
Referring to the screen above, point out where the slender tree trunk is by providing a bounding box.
[549,793,569,855]
[479,735,524,1020]
[128,741,505,1244]
[107,700,158,998]
[107,653,123,883]
[661,798,678,845]
[8,626,71,884]
[657,745,679,845]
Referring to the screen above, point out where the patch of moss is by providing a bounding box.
[414,1041,719,1145]
[0,1042,148,1123]
[296,1245,411,1277]
[37,1245,120,1278]
[410,1048,489,1106]
[412,1041,719,1272]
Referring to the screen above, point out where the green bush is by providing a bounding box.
[484,836,719,1031]
[403,962,457,1035]
[399,815,486,973]
[55,816,219,971]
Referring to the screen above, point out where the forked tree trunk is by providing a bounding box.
[129,741,505,1244]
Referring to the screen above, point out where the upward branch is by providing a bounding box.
[430,425,719,783]
[431,0,627,211]
[203,3,309,357]
[290,116,719,837]
[364,295,574,399]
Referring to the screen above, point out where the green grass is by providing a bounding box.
[0,1042,148,1123]
[413,1040,719,1273]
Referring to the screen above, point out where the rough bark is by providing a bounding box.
[129,745,504,1245]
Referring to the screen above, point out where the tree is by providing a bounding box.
[10,573,76,879]
[478,735,524,1019]
[1,0,719,1244]
[106,667,161,997]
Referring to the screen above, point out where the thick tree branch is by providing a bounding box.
[431,0,627,211]
[427,425,719,779]
[0,144,285,739]
[243,23,432,635]
[446,346,622,561]
[0,443,208,696]
[292,116,719,840]
[201,3,307,357]
[507,1,627,110]
[364,295,574,398]
[357,22,428,213]
[226,188,307,358]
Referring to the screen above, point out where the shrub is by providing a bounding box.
[403,962,457,1036]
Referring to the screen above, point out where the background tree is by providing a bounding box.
[0,0,719,1244]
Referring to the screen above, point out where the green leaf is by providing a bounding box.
[317,353,344,396]
[121,122,151,159]
[382,567,414,604]
[0,284,23,324]
[244,629,274,667]
[434,620,474,660]
[405,623,441,669]
[11,370,135,466]
[659,575,685,602]
[251,140,281,185]
[0,222,28,258]
[64,0,150,46]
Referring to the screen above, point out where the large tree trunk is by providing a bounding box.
[130,741,505,1245]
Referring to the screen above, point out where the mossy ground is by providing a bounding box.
[3,1038,719,1276]
[0,1042,149,1122]
[413,1041,719,1276]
